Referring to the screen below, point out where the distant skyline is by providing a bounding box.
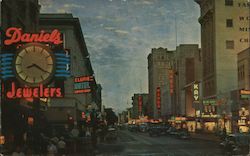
[39,0,201,112]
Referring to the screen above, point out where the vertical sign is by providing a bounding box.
[168,70,174,95]
[193,83,199,103]
[156,87,161,110]
[138,95,142,115]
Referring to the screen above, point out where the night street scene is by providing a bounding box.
[1,0,250,155]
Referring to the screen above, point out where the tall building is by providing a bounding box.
[148,48,174,119]
[174,44,202,117]
[39,13,99,126]
[173,44,202,132]
[131,93,148,119]
[1,0,40,147]
[195,0,249,132]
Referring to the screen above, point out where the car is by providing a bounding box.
[139,123,148,133]
[167,126,178,135]
[220,133,250,155]
[105,126,118,141]
[128,124,139,132]
[148,123,162,137]
[176,129,190,139]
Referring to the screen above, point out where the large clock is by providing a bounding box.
[14,43,55,86]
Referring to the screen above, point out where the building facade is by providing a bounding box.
[173,44,202,132]
[148,48,174,119]
[39,13,100,126]
[195,0,250,133]
[1,0,41,147]
[131,93,148,119]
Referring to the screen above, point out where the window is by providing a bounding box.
[226,40,234,49]
[226,19,233,27]
[225,0,233,6]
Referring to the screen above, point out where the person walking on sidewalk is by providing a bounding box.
[57,137,66,155]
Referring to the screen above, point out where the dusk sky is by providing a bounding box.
[39,0,201,112]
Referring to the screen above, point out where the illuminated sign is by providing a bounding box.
[138,95,142,114]
[193,83,199,103]
[74,76,94,94]
[4,27,63,45]
[168,70,174,95]
[201,114,218,118]
[240,90,250,99]
[55,50,71,78]
[203,99,216,105]
[5,82,62,99]
[156,87,161,109]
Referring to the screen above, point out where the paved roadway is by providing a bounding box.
[96,130,223,156]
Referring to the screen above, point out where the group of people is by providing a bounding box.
[11,136,66,156]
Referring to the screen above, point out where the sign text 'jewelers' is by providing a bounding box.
[6,82,63,99]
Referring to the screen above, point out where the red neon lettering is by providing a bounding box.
[74,76,94,83]
[23,88,32,98]
[56,88,62,97]
[6,82,63,98]
[44,88,49,98]
[7,82,16,98]
[4,27,63,45]
[33,88,39,97]
[50,88,56,97]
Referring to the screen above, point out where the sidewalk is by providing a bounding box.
[190,133,221,142]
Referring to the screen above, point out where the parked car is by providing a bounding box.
[139,123,148,133]
[220,133,250,155]
[161,124,171,135]
[167,126,178,136]
[128,124,139,132]
[176,129,190,139]
[148,123,162,137]
[105,126,118,141]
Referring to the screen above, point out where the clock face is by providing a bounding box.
[15,43,55,86]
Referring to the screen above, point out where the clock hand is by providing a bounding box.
[33,64,50,73]
[26,64,35,68]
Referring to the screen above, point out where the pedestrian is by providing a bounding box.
[12,146,25,156]
[47,141,57,156]
[57,137,66,155]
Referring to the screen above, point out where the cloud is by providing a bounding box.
[63,4,85,9]
[104,27,116,31]
[131,26,144,32]
[114,29,129,36]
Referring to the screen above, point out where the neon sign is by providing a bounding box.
[156,87,161,109]
[138,95,142,114]
[4,27,63,45]
[168,70,174,95]
[74,76,94,94]
[6,82,63,99]
[193,83,199,103]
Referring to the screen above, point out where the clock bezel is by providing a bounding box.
[14,43,56,87]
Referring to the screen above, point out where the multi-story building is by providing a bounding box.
[195,0,249,133]
[1,0,40,147]
[131,93,148,119]
[39,13,99,126]
[231,47,250,133]
[148,48,174,119]
[173,44,202,132]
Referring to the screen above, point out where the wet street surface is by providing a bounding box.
[96,130,222,156]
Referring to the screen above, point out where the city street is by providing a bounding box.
[96,130,222,156]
